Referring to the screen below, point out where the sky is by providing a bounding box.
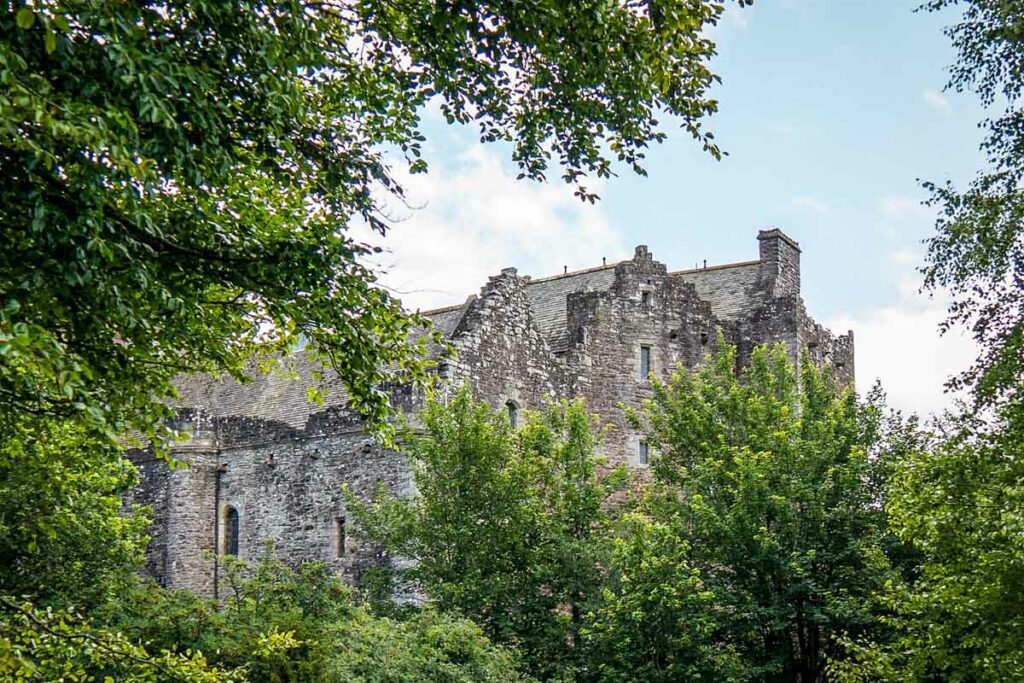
[359,0,988,419]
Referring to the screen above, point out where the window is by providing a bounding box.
[336,517,346,558]
[224,506,240,556]
[507,401,519,429]
[641,290,651,307]
[638,441,650,466]
[639,345,652,380]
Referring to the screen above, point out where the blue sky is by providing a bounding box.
[362,0,986,417]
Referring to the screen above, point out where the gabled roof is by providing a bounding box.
[420,257,769,352]
[172,353,349,430]
[671,260,763,321]
[524,264,619,352]
[422,302,469,337]
[172,252,771,425]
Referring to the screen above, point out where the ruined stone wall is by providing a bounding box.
[130,417,219,596]
[442,267,563,412]
[563,246,718,465]
[131,408,411,598]
[215,416,409,591]
[801,313,855,387]
[128,452,173,587]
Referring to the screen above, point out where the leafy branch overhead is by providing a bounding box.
[0,0,739,445]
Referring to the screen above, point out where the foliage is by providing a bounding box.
[0,416,148,610]
[0,595,243,683]
[107,551,529,683]
[581,511,748,682]
[326,607,531,683]
[0,0,744,674]
[833,410,1024,682]
[920,0,1024,411]
[350,387,627,679]
[111,551,352,682]
[631,339,898,681]
[0,0,738,447]
[835,4,1024,679]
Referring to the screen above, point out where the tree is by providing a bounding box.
[0,417,148,609]
[105,550,530,683]
[581,511,749,683]
[835,4,1024,678]
[350,387,626,679]
[0,0,744,672]
[831,411,1024,682]
[921,0,1024,411]
[0,595,244,683]
[631,340,898,681]
[0,0,737,446]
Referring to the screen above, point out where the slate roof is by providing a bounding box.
[422,301,470,337]
[524,264,619,352]
[173,256,767,424]
[172,353,349,430]
[672,260,763,321]
[516,258,764,348]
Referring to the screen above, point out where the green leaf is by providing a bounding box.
[16,7,35,29]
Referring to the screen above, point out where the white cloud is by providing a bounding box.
[355,144,626,311]
[791,196,830,213]
[923,88,952,114]
[769,121,797,136]
[888,248,921,266]
[881,195,932,221]
[722,4,751,30]
[706,3,753,43]
[829,278,975,418]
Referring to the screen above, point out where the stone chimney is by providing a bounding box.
[758,228,801,296]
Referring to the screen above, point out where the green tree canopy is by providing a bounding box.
[629,340,899,681]
[833,410,1024,682]
[1,0,744,675]
[104,550,530,683]
[350,387,626,679]
[837,4,1024,679]
[0,0,737,446]
[921,0,1024,411]
[581,511,749,682]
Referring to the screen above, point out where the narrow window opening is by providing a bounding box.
[639,441,650,466]
[224,506,240,556]
[639,345,652,380]
[336,516,346,558]
[641,291,651,306]
[507,401,519,429]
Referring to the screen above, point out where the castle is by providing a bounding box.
[129,229,853,598]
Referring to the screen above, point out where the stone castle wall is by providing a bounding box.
[130,229,855,596]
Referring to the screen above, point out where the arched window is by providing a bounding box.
[506,401,519,429]
[224,506,240,556]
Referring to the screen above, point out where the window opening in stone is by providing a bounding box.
[639,345,652,380]
[224,506,240,557]
[507,401,519,429]
[639,441,650,466]
[641,291,651,306]
[336,516,346,557]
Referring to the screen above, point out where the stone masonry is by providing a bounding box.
[129,229,854,596]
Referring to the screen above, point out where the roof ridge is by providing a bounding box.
[419,302,465,315]
[670,258,761,276]
[422,256,763,312]
[525,261,623,286]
